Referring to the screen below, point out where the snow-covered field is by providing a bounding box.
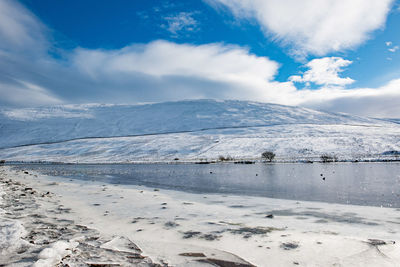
[1,124,400,163]
[0,100,399,163]
[2,166,400,266]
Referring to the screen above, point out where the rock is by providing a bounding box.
[198,258,256,267]
[179,252,206,257]
[201,234,220,241]
[229,226,279,237]
[367,239,386,246]
[86,262,122,266]
[164,221,179,228]
[280,242,299,250]
[126,254,145,259]
[182,231,202,239]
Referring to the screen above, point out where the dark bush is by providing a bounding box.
[320,154,337,163]
[218,155,233,161]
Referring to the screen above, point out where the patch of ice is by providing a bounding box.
[100,236,141,253]
[33,240,78,267]
[0,219,29,256]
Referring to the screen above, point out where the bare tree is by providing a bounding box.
[262,151,275,162]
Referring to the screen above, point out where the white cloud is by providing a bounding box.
[298,79,400,118]
[162,12,199,36]
[386,41,399,52]
[0,0,59,107]
[0,0,48,55]
[1,0,400,118]
[208,0,394,57]
[71,40,297,103]
[73,41,278,85]
[388,45,399,52]
[289,57,354,87]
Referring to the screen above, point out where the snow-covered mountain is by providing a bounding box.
[0,99,399,162]
[0,99,384,148]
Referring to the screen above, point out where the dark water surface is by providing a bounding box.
[12,163,400,208]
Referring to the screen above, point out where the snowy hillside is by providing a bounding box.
[0,99,399,163]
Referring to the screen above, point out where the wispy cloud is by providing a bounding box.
[0,79,61,106]
[0,0,49,55]
[385,41,399,52]
[161,12,199,37]
[388,46,399,52]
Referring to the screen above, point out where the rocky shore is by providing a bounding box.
[0,167,159,266]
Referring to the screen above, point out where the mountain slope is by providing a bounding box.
[0,99,399,163]
[0,99,385,149]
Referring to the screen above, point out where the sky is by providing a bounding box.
[1,0,400,118]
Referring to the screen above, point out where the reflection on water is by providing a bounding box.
[13,162,400,208]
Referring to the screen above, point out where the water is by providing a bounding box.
[12,162,400,208]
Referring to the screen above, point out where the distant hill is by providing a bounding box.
[0,99,399,163]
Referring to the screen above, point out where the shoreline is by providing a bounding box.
[0,167,160,266]
[1,166,400,266]
[3,158,400,165]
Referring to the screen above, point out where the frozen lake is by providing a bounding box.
[12,162,400,208]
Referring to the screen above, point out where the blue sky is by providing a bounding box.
[1,0,400,117]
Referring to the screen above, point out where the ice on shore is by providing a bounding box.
[0,219,29,257]
[0,183,29,259]
[2,166,400,266]
[34,240,78,267]
[0,167,158,266]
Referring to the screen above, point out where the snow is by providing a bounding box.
[0,184,30,261]
[0,99,399,163]
[0,124,399,163]
[0,219,28,257]
[34,240,78,267]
